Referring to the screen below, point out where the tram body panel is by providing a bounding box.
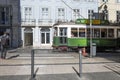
[53,37,117,48]
[67,38,87,47]
[90,38,117,47]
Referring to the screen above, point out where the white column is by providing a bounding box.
[68,27,71,38]
[21,28,25,47]
[58,27,59,36]
[38,28,41,46]
[33,27,40,47]
[50,28,53,45]
[32,28,34,47]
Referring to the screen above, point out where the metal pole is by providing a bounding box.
[90,10,93,58]
[30,49,35,80]
[79,49,82,77]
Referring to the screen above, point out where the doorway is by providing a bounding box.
[24,33,33,46]
[24,28,33,46]
[41,28,50,44]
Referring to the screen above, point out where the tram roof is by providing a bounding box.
[54,24,86,28]
[87,25,120,28]
[54,24,120,29]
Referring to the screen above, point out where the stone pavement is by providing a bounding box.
[0,48,120,80]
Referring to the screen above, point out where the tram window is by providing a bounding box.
[94,29,100,38]
[54,27,58,36]
[79,29,85,37]
[101,29,107,38]
[71,28,78,37]
[59,28,67,36]
[60,37,67,44]
[108,29,114,38]
[117,29,120,38]
[87,28,90,37]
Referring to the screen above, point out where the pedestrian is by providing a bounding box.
[0,36,1,51]
[0,32,9,59]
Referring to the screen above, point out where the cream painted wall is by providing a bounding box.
[99,0,120,22]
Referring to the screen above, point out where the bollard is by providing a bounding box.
[79,49,82,77]
[30,49,36,80]
[90,43,93,58]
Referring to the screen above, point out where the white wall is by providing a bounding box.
[20,0,98,22]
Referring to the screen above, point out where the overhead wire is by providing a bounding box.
[61,0,85,19]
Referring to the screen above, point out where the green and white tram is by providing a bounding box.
[52,24,120,51]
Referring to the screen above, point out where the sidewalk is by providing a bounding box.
[0,48,120,80]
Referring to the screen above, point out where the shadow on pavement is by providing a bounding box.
[7,54,20,59]
[0,72,120,80]
[0,73,79,80]
[82,72,120,80]
[96,51,120,63]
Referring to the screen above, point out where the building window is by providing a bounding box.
[42,8,49,19]
[73,0,80,1]
[39,0,50,1]
[58,8,65,21]
[24,7,32,20]
[56,0,60,1]
[88,0,94,2]
[88,10,94,19]
[73,9,80,21]
[102,0,108,2]
[102,10,108,20]
[0,7,10,24]
[117,0,120,2]
[116,11,120,23]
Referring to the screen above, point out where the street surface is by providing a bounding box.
[0,47,120,80]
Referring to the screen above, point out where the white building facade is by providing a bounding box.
[20,0,98,48]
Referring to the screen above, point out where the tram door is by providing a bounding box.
[117,29,120,47]
[41,28,50,44]
[59,28,67,44]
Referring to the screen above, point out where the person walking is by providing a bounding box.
[0,32,9,59]
[0,36,1,51]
